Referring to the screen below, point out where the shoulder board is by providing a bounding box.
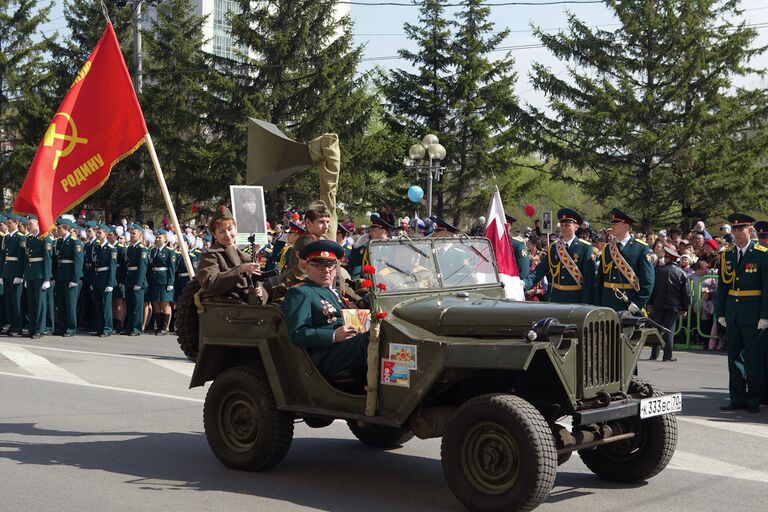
[577,239,591,246]
[725,246,735,252]
[512,236,524,242]
[634,238,648,246]
[107,243,115,249]
[754,244,767,252]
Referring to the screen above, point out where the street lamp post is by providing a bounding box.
[406,134,447,218]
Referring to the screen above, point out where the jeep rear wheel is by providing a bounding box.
[204,366,294,471]
[441,394,557,512]
[578,380,678,483]
[347,421,414,448]
[175,279,201,362]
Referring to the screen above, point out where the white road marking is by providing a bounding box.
[0,371,203,403]
[0,344,89,385]
[679,416,768,440]
[147,358,195,377]
[669,450,768,483]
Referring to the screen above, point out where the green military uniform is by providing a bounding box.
[595,209,654,313]
[114,239,127,300]
[525,238,595,304]
[2,224,25,335]
[0,223,5,329]
[717,214,768,412]
[283,240,369,376]
[123,233,149,335]
[45,233,56,334]
[92,234,117,336]
[147,243,177,302]
[505,215,530,280]
[80,223,98,330]
[54,223,84,336]
[21,230,52,337]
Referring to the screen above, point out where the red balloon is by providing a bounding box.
[524,204,536,218]
[291,213,300,221]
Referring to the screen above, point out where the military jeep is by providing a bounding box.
[187,236,680,512]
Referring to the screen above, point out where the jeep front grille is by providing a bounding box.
[580,319,622,396]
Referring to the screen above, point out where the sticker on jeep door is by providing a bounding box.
[381,359,411,387]
[389,343,417,369]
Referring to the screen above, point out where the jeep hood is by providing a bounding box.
[393,295,597,338]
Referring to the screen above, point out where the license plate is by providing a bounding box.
[639,393,682,419]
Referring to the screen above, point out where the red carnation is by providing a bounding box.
[362,265,377,275]
[374,312,388,320]
[376,283,387,291]
[361,279,373,288]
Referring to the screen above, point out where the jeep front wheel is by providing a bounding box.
[441,394,557,512]
[203,366,294,471]
[578,381,678,483]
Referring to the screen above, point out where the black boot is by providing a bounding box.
[157,313,169,336]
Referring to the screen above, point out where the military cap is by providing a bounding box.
[203,233,213,242]
[369,214,394,230]
[85,220,98,228]
[663,246,680,259]
[557,208,583,225]
[300,239,344,262]
[609,208,638,225]
[56,218,75,227]
[210,205,234,227]
[337,224,349,236]
[26,214,38,221]
[726,213,755,228]
[130,223,144,231]
[304,200,331,219]
[431,216,459,233]
[754,220,768,237]
[505,214,517,224]
[156,228,168,235]
[288,221,307,234]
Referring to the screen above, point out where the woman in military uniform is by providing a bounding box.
[147,229,177,335]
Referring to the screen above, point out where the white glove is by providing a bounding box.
[628,302,641,315]
[69,282,78,288]
[41,281,50,290]
[13,277,23,285]
[119,284,125,291]
[0,278,3,286]
[133,285,141,291]
[758,319,768,330]
[166,285,174,291]
[23,282,27,289]
[90,285,94,291]
[105,286,113,293]
[718,317,727,327]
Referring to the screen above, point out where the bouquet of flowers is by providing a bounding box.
[362,264,387,415]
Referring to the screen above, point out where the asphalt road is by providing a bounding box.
[1,335,766,512]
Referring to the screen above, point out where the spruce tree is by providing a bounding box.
[0,0,55,209]
[523,0,768,230]
[230,0,375,219]
[448,0,522,225]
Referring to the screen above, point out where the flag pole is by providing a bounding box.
[144,133,195,277]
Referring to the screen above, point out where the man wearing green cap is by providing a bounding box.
[21,216,52,338]
[717,213,768,413]
[54,218,83,336]
[122,224,149,335]
[0,214,8,330]
[92,223,117,336]
[595,208,655,313]
[80,221,98,331]
[1,215,25,336]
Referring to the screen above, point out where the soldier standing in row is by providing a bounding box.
[80,221,98,331]
[524,209,595,304]
[92,224,117,337]
[595,208,655,314]
[107,228,127,333]
[717,214,768,414]
[147,229,176,335]
[122,224,149,336]
[53,218,83,337]
[2,215,25,336]
[0,214,6,330]
[22,217,52,338]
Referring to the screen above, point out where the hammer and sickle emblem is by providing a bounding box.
[43,112,88,170]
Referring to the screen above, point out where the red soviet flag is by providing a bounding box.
[13,22,147,233]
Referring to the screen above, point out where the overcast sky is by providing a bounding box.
[38,0,768,111]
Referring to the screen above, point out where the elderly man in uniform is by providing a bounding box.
[595,209,655,314]
[648,247,690,362]
[21,217,52,339]
[53,218,83,337]
[717,214,768,413]
[284,240,369,380]
[92,224,117,337]
[122,224,149,336]
[524,208,595,304]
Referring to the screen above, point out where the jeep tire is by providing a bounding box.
[204,366,294,471]
[441,394,557,512]
[175,279,201,362]
[579,379,678,483]
[347,421,414,448]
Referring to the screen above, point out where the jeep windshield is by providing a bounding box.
[369,237,500,293]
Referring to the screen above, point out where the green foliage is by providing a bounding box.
[523,0,768,231]
[0,0,56,209]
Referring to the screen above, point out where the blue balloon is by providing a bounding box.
[407,185,424,203]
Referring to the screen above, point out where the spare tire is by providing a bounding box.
[175,278,201,362]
